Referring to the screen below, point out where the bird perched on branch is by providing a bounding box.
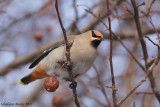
[19,30,103,85]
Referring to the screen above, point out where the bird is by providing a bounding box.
[19,30,103,85]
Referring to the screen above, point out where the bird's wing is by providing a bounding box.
[29,41,65,69]
[29,35,76,69]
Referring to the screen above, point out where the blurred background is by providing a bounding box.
[0,0,160,107]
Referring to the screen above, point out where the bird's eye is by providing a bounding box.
[92,30,97,38]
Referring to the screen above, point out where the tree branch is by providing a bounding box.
[131,0,148,62]
[55,0,80,107]
[131,0,160,103]
[145,36,160,48]
[0,41,57,76]
[93,64,111,106]
[117,58,159,106]
[107,0,117,106]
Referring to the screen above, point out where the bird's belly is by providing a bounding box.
[45,56,95,81]
[50,59,93,81]
[43,44,97,81]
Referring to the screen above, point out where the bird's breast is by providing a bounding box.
[43,39,97,80]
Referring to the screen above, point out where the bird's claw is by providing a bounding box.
[69,81,77,89]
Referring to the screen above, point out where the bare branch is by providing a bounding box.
[131,0,148,62]
[131,0,160,103]
[145,36,160,48]
[149,16,160,39]
[147,0,155,15]
[107,0,117,106]
[0,42,56,76]
[0,0,53,36]
[93,64,111,106]
[55,0,80,107]
[136,91,154,95]
[137,2,145,8]
[117,58,158,106]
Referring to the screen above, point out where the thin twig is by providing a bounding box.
[78,78,108,107]
[131,0,148,62]
[136,91,154,95]
[147,0,155,15]
[149,12,160,102]
[93,64,111,106]
[126,8,134,16]
[85,9,108,29]
[131,0,160,103]
[145,36,160,48]
[149,7,160,60]
[55,0,68,43]
[107,0,117,107]
[72,0,80,33]
[55,0,80,107]
[117,59,158,106]
[73,0,78,22]
[149,16,160,39]
[137,2,145,8]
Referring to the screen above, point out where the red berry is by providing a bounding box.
[44,76,59,92]
[33,30,43,41]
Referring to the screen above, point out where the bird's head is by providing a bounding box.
[90,30,103,48]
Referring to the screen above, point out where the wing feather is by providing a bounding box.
[29,41,65,69]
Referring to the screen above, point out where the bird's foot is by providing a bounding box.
[69,81,77,89]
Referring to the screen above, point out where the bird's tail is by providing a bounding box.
[19,64,49,85]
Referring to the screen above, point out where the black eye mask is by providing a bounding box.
[92,30,97,38]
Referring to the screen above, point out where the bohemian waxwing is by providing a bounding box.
[19,30,103,85]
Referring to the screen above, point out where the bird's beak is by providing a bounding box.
[98,37,103,41]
